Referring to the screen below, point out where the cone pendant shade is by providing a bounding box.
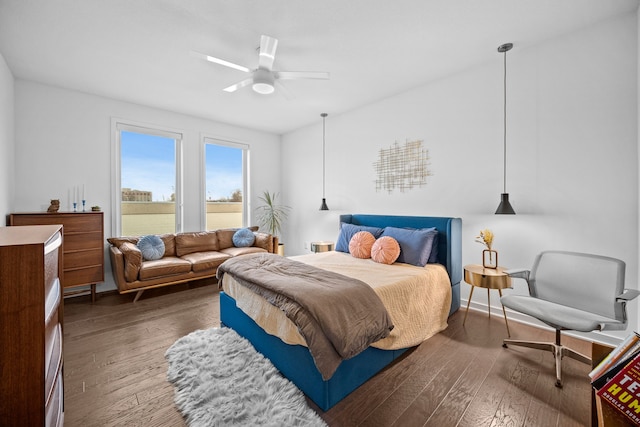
[495,193,515,215]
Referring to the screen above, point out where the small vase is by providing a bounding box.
[483,249,498,269]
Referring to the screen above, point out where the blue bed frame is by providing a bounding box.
[220,214,462,411]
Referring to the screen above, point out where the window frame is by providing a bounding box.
[201,135,250,231]
[111,119,184,236]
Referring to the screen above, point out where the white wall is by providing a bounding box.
[0,51,14,220]
[282,12,639,343]
[14,81,281,292]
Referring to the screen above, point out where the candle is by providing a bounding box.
[82,184,85,201]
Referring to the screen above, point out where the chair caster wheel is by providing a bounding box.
[555,381,563,388]
[502,343,508,348]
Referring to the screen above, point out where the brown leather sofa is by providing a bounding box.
[108,227,278,301]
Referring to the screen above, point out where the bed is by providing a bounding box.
[218,214,462,411]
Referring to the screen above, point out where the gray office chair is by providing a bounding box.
[501,250,639,387]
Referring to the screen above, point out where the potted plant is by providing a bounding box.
[256,191,290,255]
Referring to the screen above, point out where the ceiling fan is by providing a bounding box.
[193,35,330,95]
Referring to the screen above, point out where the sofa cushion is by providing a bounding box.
[137,235,165,261]
[180,251,231,273]
[216,229,236,250]
[107,236,139,248]
[138,257,192,280]
[176,231,219,257]
[219,247,267,257]
[233,228,256,247]
[119,242,142,282]
[158,233,176,257]
[253,232,273,253]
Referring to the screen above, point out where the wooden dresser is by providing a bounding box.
[9,212,104,302]
[0,225,64,426]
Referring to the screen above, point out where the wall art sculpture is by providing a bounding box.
[373,139,432,193]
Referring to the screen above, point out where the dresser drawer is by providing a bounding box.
[58,213,102,233]
[64,248,103,269]
[45,246,60,297]
[45,278,61,324]
[64,265,103,287]
[44,322,62,405]
[45,373,63,427]
[64,231,103,251]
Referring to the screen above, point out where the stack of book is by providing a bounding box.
[591,332,640,425]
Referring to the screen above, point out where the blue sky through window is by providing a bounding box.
[205,143,243,201]
[121,131,243,202]
[121,131,176,201]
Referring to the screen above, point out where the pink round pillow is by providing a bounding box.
[371,236,401,265]
[349,231,376,259]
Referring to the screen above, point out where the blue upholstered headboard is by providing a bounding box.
[340,214,462,315]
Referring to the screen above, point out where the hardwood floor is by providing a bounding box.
[63,283,593,426]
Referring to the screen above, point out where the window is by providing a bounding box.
[112,121,182,236]
[203,138,248,230]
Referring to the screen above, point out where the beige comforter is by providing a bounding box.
[221,251,452,351]
[217,252,394,380]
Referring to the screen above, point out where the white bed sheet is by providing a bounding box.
[221,251,452,350]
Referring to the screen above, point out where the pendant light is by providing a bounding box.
[495,43,516,215]
[319,113,329,210]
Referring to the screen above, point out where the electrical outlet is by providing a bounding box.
[304,242,308,250]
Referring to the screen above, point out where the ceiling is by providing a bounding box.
[0,0,637,135]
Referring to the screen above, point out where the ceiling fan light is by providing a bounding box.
[252,68,275,94]
[252,82,274,94]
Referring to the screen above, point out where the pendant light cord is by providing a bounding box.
[502,48,508,194]
[322,113,327,198]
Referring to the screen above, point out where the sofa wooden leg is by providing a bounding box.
[133,290,144,303]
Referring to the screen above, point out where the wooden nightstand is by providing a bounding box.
[463,264,512,337]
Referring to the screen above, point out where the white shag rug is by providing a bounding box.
[165,327,327,427]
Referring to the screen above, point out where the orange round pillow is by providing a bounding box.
[371,236,401,265]
[349,231,376,259]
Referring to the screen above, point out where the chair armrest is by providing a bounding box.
[505,268,530,281]
[617,289,640,301]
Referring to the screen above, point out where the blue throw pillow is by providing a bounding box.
[380,226,437,267]
[137,235,165,261]
[428,231,439,264]
[232,228,255,247]
[335,223,384,253]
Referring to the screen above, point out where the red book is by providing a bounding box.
[598,352,640,425]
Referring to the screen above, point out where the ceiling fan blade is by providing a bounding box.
[223,78,253,92]
[191,51,251,73]
[274,71,330,80]
[258,35,278,71]
[275,80,295,100]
